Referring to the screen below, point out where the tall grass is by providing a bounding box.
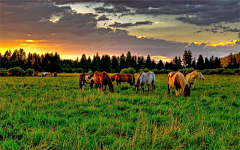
[0,74,239,149]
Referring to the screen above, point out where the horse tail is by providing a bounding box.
[152,73,156,89]
[168,83,170,94]
[132,73,135,85]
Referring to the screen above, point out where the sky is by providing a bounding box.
[0,0,239,62]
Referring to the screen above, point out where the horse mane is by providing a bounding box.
[88,73,94,79]
[136,71,144,86]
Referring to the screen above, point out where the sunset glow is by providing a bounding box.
[205,40,239,47]
[151,56,170,62]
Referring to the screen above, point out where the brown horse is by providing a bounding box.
[168,72,190,97]
[111,74,118,81]
[94,72,114,93]
[0,72,5,76]
[79,73,89,90]
[34,71,38,77]
[6,72,12,76]
[54,72,57,77]
[112,73,135,85]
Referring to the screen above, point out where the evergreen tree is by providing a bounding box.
[227,53,233,68]
[137,56,145,70]
[209,55,214,69]
[192,57,196,69]
[156,60,164,70]
[204,57,209,69]
[197,54,204,70]
[111,56,120,73]
[126,51,132,68]
[182,50,188,67]
[232,56,238,68]
[145,55,152,69]
[187,50,192,68]
[151,59,156,69]
[120,53,126,70]
[80,54,88,72]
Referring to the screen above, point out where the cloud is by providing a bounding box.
[97,15,109,21]
[109,21,154,28]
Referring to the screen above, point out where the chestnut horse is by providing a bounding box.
[6,72,12,76]
[185,71,204,89]
[135,71,155,94]
[168,72,190,97]
[111,73,135,85]
[94,72,114,93]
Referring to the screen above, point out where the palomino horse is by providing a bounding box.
[94,72,114,93]
[34,71,38,77]
[185,71,204,89]
[79,73,94,90]
[168,72,190,97]
[135,71,155,94]
[111,73,135,85]
[6,72,12,76]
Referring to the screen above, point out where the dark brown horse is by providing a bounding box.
[79,73,94,90]
[54,72,57,77]
[111,73,135,85]
[94,72,114,93]
[34,71,38,77]
[0,72,5,76]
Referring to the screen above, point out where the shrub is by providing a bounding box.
[151,69,160,74]
[0,68,7,73]
[209,69,217,75]
[88,70,93,74]
[120,67,136,74]
[7,67,24,76]
[75,68,83,73]
[26,68,35,76]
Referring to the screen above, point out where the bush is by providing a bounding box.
[26,68,35,76]
[88,70,93,74]
[120,67,136,74]
[151,69,160,74]
[75,68,83,73]
[7,67,25,76]
[0,68,7,73]
[209,69,217,75]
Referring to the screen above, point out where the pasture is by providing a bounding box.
[0,74,239,149]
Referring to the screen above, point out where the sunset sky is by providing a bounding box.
[0,0,239,61]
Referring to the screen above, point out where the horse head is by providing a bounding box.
[183,85,190,97]
[198,72,204,80]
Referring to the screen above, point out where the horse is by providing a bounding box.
[41,72,46,77]
[34,71,38,77]
[135,71,155,94]
[79,73,90,90]
[0,72,5,76]
[168,72,190,97]
[48,72,52,76]
[111,73,135,85]
[94,72,114,93]
[6,72,12,76]
[185,71,204,89]
[111,74,118,81]
[54,72,57,77]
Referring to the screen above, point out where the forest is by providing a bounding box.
[0,49,239,74]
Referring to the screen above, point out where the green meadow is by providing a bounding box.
[0,74,239,149]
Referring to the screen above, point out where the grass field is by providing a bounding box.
[0,73,239,149]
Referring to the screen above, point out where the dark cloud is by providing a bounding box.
[97,15,109,21]
[109,21,154,28]
[54,0,239,26]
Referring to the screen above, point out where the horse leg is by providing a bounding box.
[179,88,182,95]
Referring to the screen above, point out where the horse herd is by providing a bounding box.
[79,71,204,97]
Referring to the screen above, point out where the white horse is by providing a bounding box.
[135,71,155,94]
[168,72,190,97]
[185,71,204,89]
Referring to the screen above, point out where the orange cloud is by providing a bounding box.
[194,42,201,45]
[205,39,239,47]
[151,55,169,62]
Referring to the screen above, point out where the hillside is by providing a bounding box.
[220,52,240,67]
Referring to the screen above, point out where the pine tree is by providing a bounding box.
[187,50,192,68]
[227,53,233,68]
[204,57,209,69]
[156,60,164,70]
[182,50,188,67]
[192,57,196,69]
[145,55,152,69]
[126,51,132,68]
[197,54,204,70]
[120,53,126,70]
[111,56,120,73]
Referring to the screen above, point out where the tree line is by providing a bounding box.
[0,49,239,73]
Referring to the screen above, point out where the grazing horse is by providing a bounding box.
[168,72,190,97]
[135,71,155,94]
[111,74,118,81]
[54,72,57,77]
[6,72,12,76]
[111,73,135,85]
[94,72,114,93]
[34,71,38,77]
[0,72,5,76]
[41,72,47,77]
[79,73,90,90]
[186,71,204,89]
